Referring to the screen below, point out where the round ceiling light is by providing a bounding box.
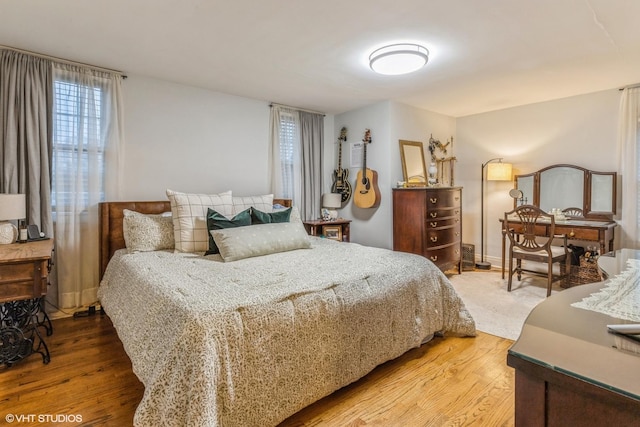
[369,43,429,76]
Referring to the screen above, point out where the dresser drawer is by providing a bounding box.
[555,226,599,241]
[426,225,461,248]
[425,244,461,267]
[426,215,461,229]
[426,190,461,208]
[425,206,461,221]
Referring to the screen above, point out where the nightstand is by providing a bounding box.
[0,239,54,366]
[303,219,351,242]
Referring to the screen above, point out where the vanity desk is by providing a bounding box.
[507,249,640,426]
[502,164,618,279]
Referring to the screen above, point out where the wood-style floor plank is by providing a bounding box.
[0,316,515,426]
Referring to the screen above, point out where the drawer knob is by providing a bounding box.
[455,231,460,236]
[455,218,460,223]
[455,249,460,254]
[430,255,438,262]
[430,212,438,218]
[430,222,438,228]
[430,197,437,204]
[454,210,460,215]
[569,230,575,238]
[430,236,438,242]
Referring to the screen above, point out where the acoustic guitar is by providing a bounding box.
[354,129,381,208]
[330,127,352,203]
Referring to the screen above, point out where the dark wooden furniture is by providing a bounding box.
[0,239,54,366]
[303,219,351,242]
[500,216,616,279]
[507,249,640,426]
[98,199,292,280]
[393,187,462,273]
[504,205,570,297]
[514,164,616,221]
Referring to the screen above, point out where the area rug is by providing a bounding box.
[446,270,563,341]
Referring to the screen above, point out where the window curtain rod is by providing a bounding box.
[0,44,127,78]
[269,102,325,116]
[619,83,640,91]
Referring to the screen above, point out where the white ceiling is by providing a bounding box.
[2,0,640,117]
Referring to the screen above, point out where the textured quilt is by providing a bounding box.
[98,238,475,426]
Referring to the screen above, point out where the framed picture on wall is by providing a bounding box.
[323,225,342,241]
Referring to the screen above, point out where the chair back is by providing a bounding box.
[504,205,556,252]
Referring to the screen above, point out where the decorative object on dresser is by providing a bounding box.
[330,127,352,204]
[428,134,456,186]
[303,218,351,242]
[398,140,427,187]
[354,129,381,208]
[0,239,54,367]
[0,194,26,245]
[393,187,463,273]
[477,158,512,270]
[321,193,341,221]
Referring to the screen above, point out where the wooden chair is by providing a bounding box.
[562,207,583,218]
[504,205,570,297]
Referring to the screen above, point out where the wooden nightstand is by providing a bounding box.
[303,219,351,242]
[0,239,54,366]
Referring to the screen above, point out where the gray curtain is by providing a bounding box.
[0,49,53,235]
[299,111,324,220]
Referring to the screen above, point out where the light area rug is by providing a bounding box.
[446,270,564,341]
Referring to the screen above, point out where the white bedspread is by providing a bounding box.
[98,238,475,426]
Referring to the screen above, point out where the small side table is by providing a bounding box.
[303,219,351,242]
[0,239,54,367]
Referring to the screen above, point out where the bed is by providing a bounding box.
[97,197,475,427]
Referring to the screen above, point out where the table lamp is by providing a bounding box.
[0,194,26,244]
[322,193,342,220]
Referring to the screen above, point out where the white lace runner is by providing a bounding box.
[571,259,640,321]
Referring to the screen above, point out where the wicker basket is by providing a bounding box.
[564,256,602,288]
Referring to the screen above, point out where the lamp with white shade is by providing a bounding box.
[0,194,26,244]
[321,193,342,220]
[476,159,512,270]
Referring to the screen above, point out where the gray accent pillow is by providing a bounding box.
[212,222,310,262]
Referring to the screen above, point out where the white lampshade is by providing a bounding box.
[487,162,513,181]
[0,194,26,221]
[369,43,429,76]
[322,193,342,209]
[0,193,26,244]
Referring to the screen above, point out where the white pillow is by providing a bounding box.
[232,194,274,214]
[122,209,174,253]
[166,189,233,253]
[212,222,310,262]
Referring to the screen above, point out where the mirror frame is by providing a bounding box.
[514,164,616,220]
[399,140,428,187]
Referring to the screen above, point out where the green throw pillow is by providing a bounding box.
[251,207,292,224]
[205,208,251,255]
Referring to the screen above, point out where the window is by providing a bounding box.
[278,111,298,199]
[51,79,105,210]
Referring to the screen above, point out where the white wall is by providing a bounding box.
[122,74,335,204]
[455,89,621,266]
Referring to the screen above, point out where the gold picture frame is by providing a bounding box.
[323,225,342,241]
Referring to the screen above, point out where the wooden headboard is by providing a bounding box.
[99,198,292,280]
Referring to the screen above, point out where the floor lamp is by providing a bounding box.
[476,158,512,270]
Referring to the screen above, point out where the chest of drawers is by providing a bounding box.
[393,187,462,273]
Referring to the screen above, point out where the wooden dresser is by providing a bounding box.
[393,187,462,273]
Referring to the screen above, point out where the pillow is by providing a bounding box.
[212,222,310,262]
[232,194,274,215]
[251,207,292,224]
[205,208,251,255]
[275,205,302,225]
[166,189,234,253]
[122,209,174,253]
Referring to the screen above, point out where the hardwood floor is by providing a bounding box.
[0,315,515,426]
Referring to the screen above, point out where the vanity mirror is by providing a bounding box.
[514,164,616,220]
[399,140,427,186]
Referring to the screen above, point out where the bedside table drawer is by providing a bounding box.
[0,260,48,303]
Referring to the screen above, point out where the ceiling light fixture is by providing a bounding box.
[369,43,429,76]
